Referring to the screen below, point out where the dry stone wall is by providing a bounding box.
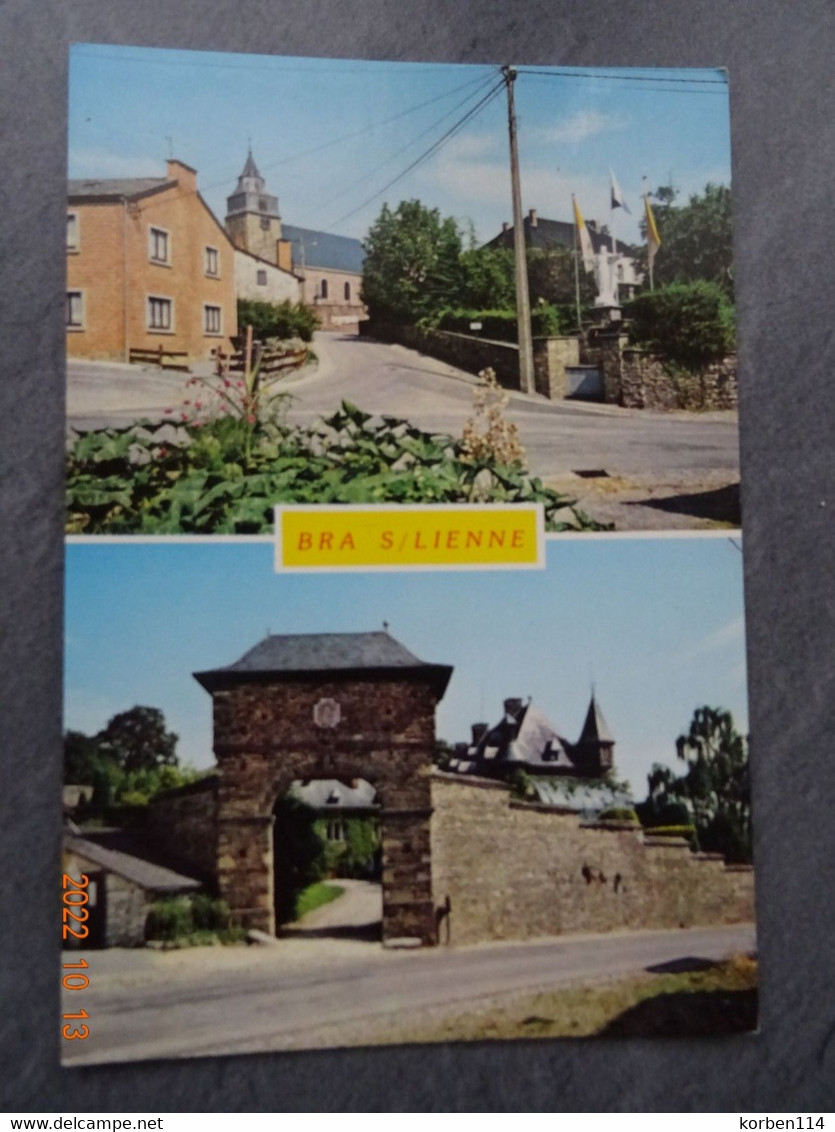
[430,774,754,945]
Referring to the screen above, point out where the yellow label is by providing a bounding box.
[275,504,544,571]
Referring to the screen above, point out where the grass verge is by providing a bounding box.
[361,954,757,1045]
[294,881,344,921]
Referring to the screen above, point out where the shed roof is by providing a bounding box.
[194,631,452,695]
[64,833,201,894]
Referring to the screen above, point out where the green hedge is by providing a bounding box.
[435,305,566,342]
[237,299,320,343]
[624,281,735,370]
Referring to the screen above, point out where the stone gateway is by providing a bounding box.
[193,631,452,945]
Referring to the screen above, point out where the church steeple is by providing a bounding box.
[225,148,282,262]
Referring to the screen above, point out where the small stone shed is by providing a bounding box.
[63,831,201,948]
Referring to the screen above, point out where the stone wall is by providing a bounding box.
[618,350,738,410]
[582,333,738,410]
[146,775,219,886]
[430,774,754,946]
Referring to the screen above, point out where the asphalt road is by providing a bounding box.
[62,919,755,1065]
[66,332,740,529]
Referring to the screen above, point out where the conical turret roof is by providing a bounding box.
[578,693,614,745]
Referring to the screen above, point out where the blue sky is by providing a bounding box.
[68,45,731,246]
[64,536,748,797]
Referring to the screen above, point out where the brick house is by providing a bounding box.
[66,159,238,364]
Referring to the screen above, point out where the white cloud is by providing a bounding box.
[528,110,629,146]
[671,614,747,669]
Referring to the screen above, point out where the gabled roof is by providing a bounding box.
[64,833,201,894]
[485,214,636,257]
[194,631,452,695]
[281,224,365,274]
[578,694,615,745]
[474,700,573,771]
[68,176,172,203]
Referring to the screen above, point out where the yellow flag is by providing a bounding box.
[644,193,662,268]
[572,195,595,273]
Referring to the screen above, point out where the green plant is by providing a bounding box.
[145,898,193,943]
[66,401,610,535]
[598,807,639,823]
[625,280,735,370]
[236,299,320,342]
[190,894,231,932]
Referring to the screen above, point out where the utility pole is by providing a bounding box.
[502,65,534,395]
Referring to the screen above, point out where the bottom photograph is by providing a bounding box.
[61,535,755,1064]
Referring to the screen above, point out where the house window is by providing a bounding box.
[66,290,84,329]
[320,279,328,300]
[205,246,219,277]
[326,819,345,842]
[256,269,268,286]
[67,213,79,252]
[203,304,222,335]
[344,281,351,301]
[148,226,170,265]
[147,295,173,332]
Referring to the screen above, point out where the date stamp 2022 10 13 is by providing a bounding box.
[61,872,90,1042]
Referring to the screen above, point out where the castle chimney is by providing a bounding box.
[502,221,510,233]
[503,698,524,718]
[528,208,538,227]
[471,722,488,744]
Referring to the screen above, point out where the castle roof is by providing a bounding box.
[194,631,452,695]
[578,694,615,745]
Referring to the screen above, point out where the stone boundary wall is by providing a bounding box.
[147,775,219,887]
[362,319,522,389]
[430,774,754,946]
[582,333,738,410]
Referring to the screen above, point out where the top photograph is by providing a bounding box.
[65,46,738,537]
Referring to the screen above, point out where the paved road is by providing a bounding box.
[62,920,755,1065]
[66,333,740,529]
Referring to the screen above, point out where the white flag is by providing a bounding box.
[610,169,631,214]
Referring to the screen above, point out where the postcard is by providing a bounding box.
[61,44,753,1066]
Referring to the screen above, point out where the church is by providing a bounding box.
[224,149,367,332]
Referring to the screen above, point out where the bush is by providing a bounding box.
[190,894,231,932]
[598,807,639,824]
[434,306,566,342]
[237,299,320,343]
[145,898,193,942]
[625,281,735,370]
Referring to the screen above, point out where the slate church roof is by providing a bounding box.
[281,224,365,274]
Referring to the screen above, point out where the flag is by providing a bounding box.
[644,191,662,268]
[572,195,595,273]
[610,169,631,214]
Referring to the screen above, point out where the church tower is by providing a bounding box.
[225,148,282,263]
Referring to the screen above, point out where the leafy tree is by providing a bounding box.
[236,299,320,343]
[625,280,736,368]
[639,183,733,298]
[272,795,327,924]
[95,706,178,774]
[526,247,596,312]
[638,706,751,863]
[459,244,515,311]
[361,200,466,324]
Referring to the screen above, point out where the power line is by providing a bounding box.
[516,66,728,94]
[293,70,500,226]
[326,75,506,230]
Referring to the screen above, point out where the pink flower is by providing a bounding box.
[247,414,256,424]
[195,401,202,410]
[163,408,173,415]
[181,413,188,421]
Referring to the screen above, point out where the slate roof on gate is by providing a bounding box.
[194,631,453,695]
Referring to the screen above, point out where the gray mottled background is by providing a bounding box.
[2,0,834,1112]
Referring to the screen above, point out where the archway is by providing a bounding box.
[194,631,452,946]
